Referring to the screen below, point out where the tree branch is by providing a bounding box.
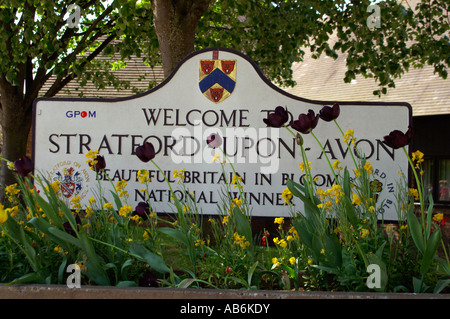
[43,32,117,98]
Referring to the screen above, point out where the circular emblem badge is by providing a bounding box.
[47,161,89,200]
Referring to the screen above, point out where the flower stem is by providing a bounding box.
[310,131,339,184]
[402,147,425,226]
[333,120,358,168]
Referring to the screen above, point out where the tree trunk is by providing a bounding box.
[152,0,210,78]
[0,85,33,191]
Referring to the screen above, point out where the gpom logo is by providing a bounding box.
[66,110,96,118]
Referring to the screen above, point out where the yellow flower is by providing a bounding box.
[332,160,343,170]
[281,188,293,204]
[352,193,362,206]
[344,129,356,144]
[233,232,250,249]
[195,239,205,247]
[412,150,424,168]
[272,257,281,268]
[289,257,296,265]
[277,239,287,248]
[360,229,370,238]
[354,169,361,178]
[307,259,313,265]
[363,162,373,175]
[70,195,82,213]
[54,245,63,254]
[85,149,98,159]
[103,202,113,210]
[119,205,133,217]
[0,204,9,224]
[222,215,230,225]
[320,249,325,254]
[286,235,294,242]
[173,169,186,181]
[85,205,94,218]
[9,206,19,218]
[212,153,221,163]
[288,226,298,235]
[299,162,311,173]
[409,188,419,201]
[182,205,190,212]
[231,198,242,207]
[230,175,242,188]
[274,217,284,225]
[433,213,444,223]
[88,196,96,204]
[5,184,20,196]
[116,180,129,198]
[137,170,150,184]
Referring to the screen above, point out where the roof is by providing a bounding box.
[282,50,450,117]
[41,25,448,116]
[40,52,164,99]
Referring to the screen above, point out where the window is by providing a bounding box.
[438,160,450,201]
[419,158,450,203]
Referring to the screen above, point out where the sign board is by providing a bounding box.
[33,48,411,220]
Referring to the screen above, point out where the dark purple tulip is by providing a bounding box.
[319,103,340,122]
[135,142,156,162]
[383,126,413,149]
[206,133,222,149]
[290,109,320,134]
[89,155,106,172]
[139,269,159,287]
[263,106,289,128]
[13,155,34,177]
[132,201,150,221]
[62,215,81,237]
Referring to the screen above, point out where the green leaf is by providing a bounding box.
[426,193,434,238]
[407,210,425,254]
[48,226,82,249]
[158,227,189,247]
[247,261,258,286]
[8,272,42,285]
[129,244,170,274]
[58,255,68,285]
[121,259,134,280]
[79,231,111,286]
[33,189,62,228]
[231,206,252,245]
[434,279,450,294]
[343,168,351,199]
[292,216,313,249]
[287,179,320,216]
[116,281,138,287]
[420,230,441,274]
[325,234,342,268]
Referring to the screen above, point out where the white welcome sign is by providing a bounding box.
[33,48,411,220]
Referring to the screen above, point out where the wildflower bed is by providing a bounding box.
[1,104,449,294]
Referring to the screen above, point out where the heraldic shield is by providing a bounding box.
[199,51,236,103]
